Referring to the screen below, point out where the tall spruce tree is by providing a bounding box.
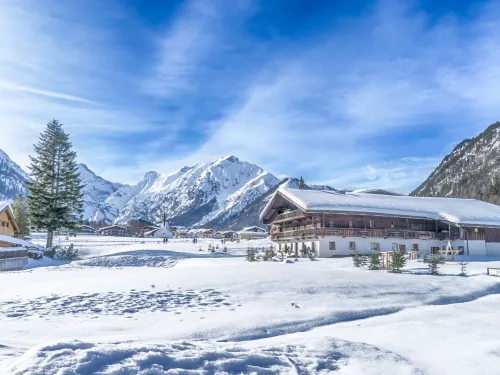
[12,194,31,239]
[27,120,84,248]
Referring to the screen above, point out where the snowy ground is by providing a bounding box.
[1,235,500,374]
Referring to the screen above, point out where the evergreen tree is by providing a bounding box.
[360,254,369,268]
[27,120,84,248]
[391,251,406,273]
[424,254,445,275]
[13,194,31,239]
[368,252,381,270]
[352,249,363,267]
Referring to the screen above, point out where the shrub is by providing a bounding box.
[352,249,363,267]
[458,261,468,276]
[424,254,445,275]
[391,252,407,273]
[54,245,79,261]
[368,252,381,270]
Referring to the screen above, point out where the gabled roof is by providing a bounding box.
[0,201,20,232]
[261,187,500,227]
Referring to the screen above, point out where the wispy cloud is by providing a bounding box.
[0,81,96,105]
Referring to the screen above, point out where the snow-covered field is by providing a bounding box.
[1,235,500,374]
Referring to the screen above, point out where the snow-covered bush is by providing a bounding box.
[246,247,257,262]
[54,245,80,261]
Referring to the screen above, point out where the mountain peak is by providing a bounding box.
[216,155,239,163]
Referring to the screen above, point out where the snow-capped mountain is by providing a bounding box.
[77,164,125,219]
[412,121,500,204]
[0,149,30,201]
[91,155,281,227]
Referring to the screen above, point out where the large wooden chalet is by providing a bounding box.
[260,188,500,257]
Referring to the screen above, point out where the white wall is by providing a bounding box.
[486,242,500,256]
[281,237,457,258]
[278,237,498,258]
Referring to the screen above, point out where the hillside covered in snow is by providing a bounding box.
[0,149,30,201]
[412,121,500,204]
[77,164,125,219]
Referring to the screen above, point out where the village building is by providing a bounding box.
[237,229,268,240]
[0,201,28,271]
[78,225,96,235]
[97,225,128,236]
[260,188,500,258]
[241,226,267,233]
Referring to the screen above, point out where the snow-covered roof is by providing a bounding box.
[98,225,127,231]
[242,226,267,232]
[238,231,268,237]
[261,187,500,227]
[0,235,42,250]
[0,201,10,213]
[350,188,404,196]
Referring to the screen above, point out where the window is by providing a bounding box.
[348,220,353,228]
[392,243,398,251]
[412,243,418,252]
[399,244,406,253]
[1,221,4,227]
[390,220,395,228]
[6,223,8,228]
[329,242,336,250]
[329,220,335,228]
[349,241,356,251]
[370,242,380,251]
[369,220,375,228]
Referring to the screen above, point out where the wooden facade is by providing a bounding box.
[267,207,500,244]
[0,204,19,237]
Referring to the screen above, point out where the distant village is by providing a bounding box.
[70,221,268,242]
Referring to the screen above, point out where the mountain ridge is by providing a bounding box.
[411,121,500,204]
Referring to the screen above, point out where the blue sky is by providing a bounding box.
[1,0,499,192]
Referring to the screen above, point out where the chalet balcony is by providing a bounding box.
[270,227,438,241]
[273,210,306,223]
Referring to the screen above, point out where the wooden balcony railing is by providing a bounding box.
[274,210,306,222]
[271,227,438,241]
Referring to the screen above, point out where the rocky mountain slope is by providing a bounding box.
[91,155,281,227]
[411,121,500,204]
[77,164,124,219]
[0,149,30,201]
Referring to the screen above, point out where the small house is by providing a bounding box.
[237,230,268,240]
[79,225,96,235]
[97,225,128,236]
[0,202,28,271]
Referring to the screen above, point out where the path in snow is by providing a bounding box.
[0,338,428,375]
[0,288,237,319]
